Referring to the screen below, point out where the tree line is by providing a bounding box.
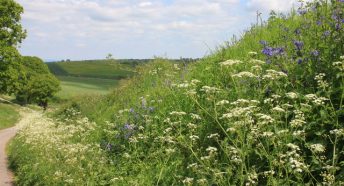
[0,0,60,109]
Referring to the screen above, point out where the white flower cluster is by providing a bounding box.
[262,69,287,80]
[309,143,325,153]
[220,59,243,67]
[315,73,329,88]
[200,86,221,94]
[169,111,187,116]
[304,94,328,105]
[232,71,257,78]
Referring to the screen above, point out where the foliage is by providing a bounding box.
[9,0,344,185]
[0,0,26,94]
[16,56,60,106]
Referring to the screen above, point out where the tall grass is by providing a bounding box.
[9,0,344,185]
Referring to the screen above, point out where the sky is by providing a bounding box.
[16,0,303,61]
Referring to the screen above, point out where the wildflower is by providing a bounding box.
[259,40,268,46]
[330,129,344,136]
[264,98,273,104]
[207,133,220,139]
[226,127,236,132]
[169,111,187,116]
[248,51,258,56]
[297,8,307,15]
[290,119,306,128]
[261,131,274,137]
[187,123,197,129]
[177,83,189,88]
[182,177,194,184]
[263,170,275,177]
[309,143,325,153]
[206,146,218,154]
[216,100,230,106]
[197,179,207,185]
[286,92,298,99]
[232,71,257,78]
[200,86,221,94]
[165,148,176,154]
[262,46,284,56]
[293,40,304,50]
[293,130,305,137]
[263,69,287,80]
[315,73,328,88]
[272,106,285,113]
[187,163,198,169]
[311,50,319,57]
[231,99,250,106]
[249,59,265,65]
[191,79,201,85]
[190,113,201,120]
[189,135,199,141]
[220,59,243,66]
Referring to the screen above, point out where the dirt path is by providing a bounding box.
[0,108,41,186]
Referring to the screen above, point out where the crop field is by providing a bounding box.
[47,60,135,99]
[56,76,119,99]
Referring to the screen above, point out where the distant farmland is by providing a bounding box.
[47,59,140,99]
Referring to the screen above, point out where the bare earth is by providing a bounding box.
[0,108,41,186]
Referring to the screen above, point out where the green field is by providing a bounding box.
[47,60,135,79]
[47,60,136,99]
[0,103,19,130]
[56,76,119,99]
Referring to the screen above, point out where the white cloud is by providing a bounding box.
[246,0,299,12]
[16,0,276,60]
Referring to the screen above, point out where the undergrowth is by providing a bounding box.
[9,0,344,185]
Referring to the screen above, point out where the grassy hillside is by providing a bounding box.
[0,103,19,130]
[47,60,136,99]
[47,60,135,79]
[10,1,344,185]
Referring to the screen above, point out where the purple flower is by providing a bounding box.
[298,8,307,15]
[324,30,331,37]
[124,123,135,130]
[262,47,284,57]
[293,40,304,50]
[259,40,268,46]
[297,58,303,64]
[316,20,322,25]
[311,50,319,57]
[295,28,301,35]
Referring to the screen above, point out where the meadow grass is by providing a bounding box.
[0,103,19,130]
[9,1,344,185]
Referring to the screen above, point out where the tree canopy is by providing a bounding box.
[16,56,60,106]
[0,0,26,94]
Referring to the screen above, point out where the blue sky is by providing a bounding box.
[16,0,303,61]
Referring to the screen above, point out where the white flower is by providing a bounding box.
[216,100,230,106]
[249,59,265,65]
[232,72,257,78]
[272,106,285,113]
[309,144,325,153]
[286,92,298,99]
[206,146,218,154]
[169,111,187,116]
[290,119,306,128]
[220,59,243,66]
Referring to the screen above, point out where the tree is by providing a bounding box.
[0,0,26,94]
[16,56,60,107]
